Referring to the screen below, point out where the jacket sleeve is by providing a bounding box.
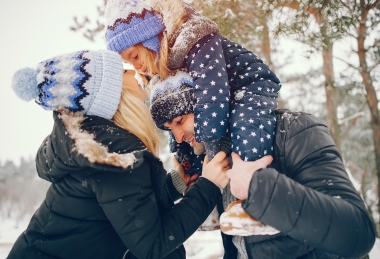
[185,34,230,142]
[242,115,376,258]
[86,156,221,259]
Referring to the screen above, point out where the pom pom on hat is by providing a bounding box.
[11,50,124,120]
[12,67,39,102]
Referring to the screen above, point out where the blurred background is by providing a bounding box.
[0,0,379,258]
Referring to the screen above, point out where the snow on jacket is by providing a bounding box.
[153,1,281,146]
[6,110,222,259]
[238,109,376,259]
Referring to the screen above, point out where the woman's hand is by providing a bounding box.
[201,151,230,189]
[226,153,273,200]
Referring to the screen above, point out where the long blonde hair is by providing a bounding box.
[113,84,161,157]
[136,32,173,81]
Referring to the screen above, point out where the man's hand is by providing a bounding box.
[202,151,230,189]
[226,153,273,200]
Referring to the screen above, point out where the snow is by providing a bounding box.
[0,215,224,258]
[1,215,379,258]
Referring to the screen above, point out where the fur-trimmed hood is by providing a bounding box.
[59,109,136,169]
[35,109,152,182]
[147,0,219,69]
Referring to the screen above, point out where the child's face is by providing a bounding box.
[120,46,149,76]
[123,70,147,101]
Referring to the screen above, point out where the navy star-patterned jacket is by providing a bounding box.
[183,33,281,160]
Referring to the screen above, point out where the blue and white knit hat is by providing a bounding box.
[105,0,165,54]
[149,71,195,130]
[12,50,123,120]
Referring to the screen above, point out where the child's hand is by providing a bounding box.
[226,153,273,200]
[201,151,230,189]
[173,155,199,188]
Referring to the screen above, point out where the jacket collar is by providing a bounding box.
[58,109,137,169]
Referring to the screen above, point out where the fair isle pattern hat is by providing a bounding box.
[150,71,195,130]
[12,50,123,120]
[105,0,165,54]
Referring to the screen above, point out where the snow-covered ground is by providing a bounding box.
[0,216,224,259]
[1,216,379,259]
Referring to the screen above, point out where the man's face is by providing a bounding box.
[163,113,206,155]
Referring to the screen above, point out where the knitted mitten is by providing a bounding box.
[204,136,232,161]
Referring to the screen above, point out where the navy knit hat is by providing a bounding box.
[105,0,165,54]
[12,50,123,120]
[149,71,195,130]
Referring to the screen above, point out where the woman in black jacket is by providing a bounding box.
[8,49,230,259]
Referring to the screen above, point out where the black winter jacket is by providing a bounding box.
[240,109,376,259]
[7,110,222,259]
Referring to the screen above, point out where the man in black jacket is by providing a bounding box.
[151,86,376,259]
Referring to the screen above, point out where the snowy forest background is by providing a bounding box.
[1,0,380,258]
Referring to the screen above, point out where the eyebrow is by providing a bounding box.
[163,119,174,130]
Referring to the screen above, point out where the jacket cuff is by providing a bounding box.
[170,170,188,194]
[189,177,223,201]
[242,168,279,220]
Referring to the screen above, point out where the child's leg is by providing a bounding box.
[230,96,276,163]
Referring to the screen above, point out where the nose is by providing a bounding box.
[171,126,183,143]
[131,60,142,70]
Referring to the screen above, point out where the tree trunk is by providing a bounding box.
[259,15,285,109]
[356,5,380,235]
[322,42,341,150]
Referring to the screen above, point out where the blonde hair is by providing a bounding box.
[113,84,161,157]
[135,32,174,81]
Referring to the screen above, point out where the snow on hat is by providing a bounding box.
[12,50,123,120]
[105,0,165,54]
[149,70,194,130]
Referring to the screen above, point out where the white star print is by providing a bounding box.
[212,112,217,117]
[211,128,216,133]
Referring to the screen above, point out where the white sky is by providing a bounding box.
[0,0,105,163]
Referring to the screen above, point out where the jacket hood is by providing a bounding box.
[36,109,147,182]
[147,0,219,69]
